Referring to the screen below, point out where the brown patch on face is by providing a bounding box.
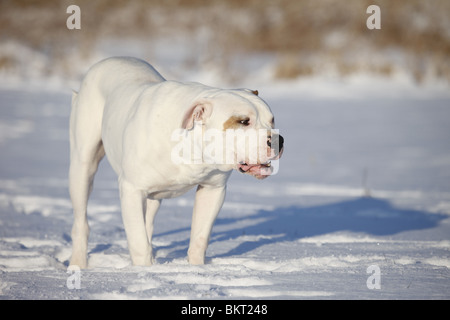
[223,115,251,130]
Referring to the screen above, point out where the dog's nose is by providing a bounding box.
[278,135,284,153]
[267,134,284,154]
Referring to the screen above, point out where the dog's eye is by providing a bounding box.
[239,118,250,126]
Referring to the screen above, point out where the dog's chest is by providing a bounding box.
[146,184,196,200]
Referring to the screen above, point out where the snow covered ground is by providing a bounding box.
[1,57,450,300]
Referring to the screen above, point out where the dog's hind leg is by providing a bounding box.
[119,179,152,266]
[68,90,105,269]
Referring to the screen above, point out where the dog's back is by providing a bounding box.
[70,57,165,156]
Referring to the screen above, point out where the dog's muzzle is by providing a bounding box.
[238,134,284,179]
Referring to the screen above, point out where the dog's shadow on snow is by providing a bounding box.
[209,196,447,259]
[151,196,446,262]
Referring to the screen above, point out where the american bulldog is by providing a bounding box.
[69,57,284,268]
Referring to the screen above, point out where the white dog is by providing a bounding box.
[69,57,283,268]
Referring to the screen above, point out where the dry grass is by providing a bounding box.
[1,0,449,82]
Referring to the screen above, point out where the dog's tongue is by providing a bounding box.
[238,163,254,172]
[238,163,271,179]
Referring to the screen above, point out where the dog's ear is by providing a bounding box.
[182,100,213,130]
[243,88,258,96]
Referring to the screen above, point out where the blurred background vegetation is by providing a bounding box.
[1,0,449,84]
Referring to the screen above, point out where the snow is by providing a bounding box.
[1,42,450,300]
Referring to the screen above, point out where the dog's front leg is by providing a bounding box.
[145,198,161,262]
[119,179,152,266]
[188,185,226,265]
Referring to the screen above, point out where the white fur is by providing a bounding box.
[69,57,280,267]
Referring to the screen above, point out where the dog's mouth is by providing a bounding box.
[237,161,273,180]
[236,134,284,179]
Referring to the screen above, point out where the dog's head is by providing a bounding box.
[181,88,284,179]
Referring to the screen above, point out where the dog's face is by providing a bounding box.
[182,89,284,179]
